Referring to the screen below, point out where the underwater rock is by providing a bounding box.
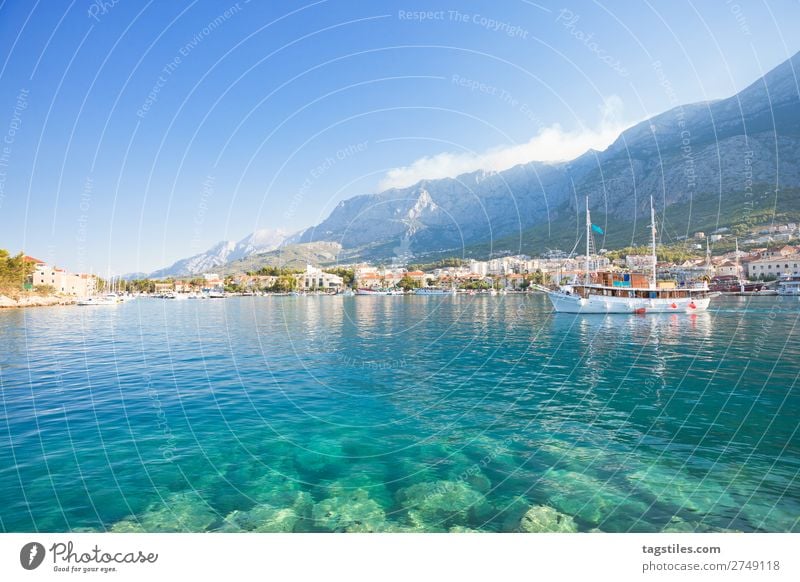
[518,505,578,533]
[443,462,493,494]
[396,480,492,530]
[463,470,492,494]
[536,441,612,475]
[389,456,439,489]
[312,488,387,532]
[322,475,393,509]
[662,516,743,533]
[543,468,649,528]
[293,440,345,476]
[449,526,482,532]
[248,472,307,507]
[109,520,145,533]
[110,492,217,532]
[627,466,739,516]
[219,489,314,533]
[461,434,522,473]
[340,436,387,457]
[497,496,537,532]
[737,500,799,532]
[221,504,300,533]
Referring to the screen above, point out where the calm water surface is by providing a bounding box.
[0,294,798,532]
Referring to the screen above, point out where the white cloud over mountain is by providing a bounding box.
[378,96,633,190]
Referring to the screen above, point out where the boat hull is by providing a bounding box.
[356,288,404,295]
[546,291,711,314]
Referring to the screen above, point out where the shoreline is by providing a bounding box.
[0,294,78,309]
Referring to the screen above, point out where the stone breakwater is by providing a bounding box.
[0,294,77,308]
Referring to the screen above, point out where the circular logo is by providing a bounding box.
[20,542,45,570]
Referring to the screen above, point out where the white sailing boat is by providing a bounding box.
[543,197,712,314]
[777,274,800,296]
[77,293,121,306]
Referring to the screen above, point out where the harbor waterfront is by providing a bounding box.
[0,294,797,533]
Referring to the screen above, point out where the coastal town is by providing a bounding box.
[2,223,799,305]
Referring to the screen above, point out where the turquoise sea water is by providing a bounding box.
[0,294,798,533]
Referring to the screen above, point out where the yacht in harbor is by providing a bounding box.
[542,198,713,314]
[414,286,457,296]
[777,274,800,296]
[77,293,122,306]
[709,239,772,295]
[356,287,405,295]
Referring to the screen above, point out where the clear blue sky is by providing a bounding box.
[0,0,798,274]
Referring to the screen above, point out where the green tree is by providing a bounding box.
[396,275,420,291]
[528,269,550,286]
[270,275,298,292]
[0,250,35,296]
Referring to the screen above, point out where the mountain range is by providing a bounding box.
[148,52,800,277]
[147,229,286,278]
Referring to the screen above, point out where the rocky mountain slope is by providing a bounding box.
[149,51,800,275]
[148,228,287,278]
[290,51,800,261]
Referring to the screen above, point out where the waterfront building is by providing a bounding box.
[746,255,800,279]
[626,255,654,270]
[296,265,343,291]
[31,262,98,296]
[469,260,488,276]
[715,261,739,277]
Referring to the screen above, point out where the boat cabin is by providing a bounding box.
[569,271,709,299]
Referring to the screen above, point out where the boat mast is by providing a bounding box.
[585,197,591,285]
[649,196,657,289]
[735,238,743,293]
